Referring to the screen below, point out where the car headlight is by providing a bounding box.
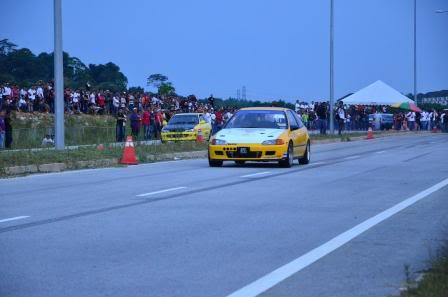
[161,127,168,132]
[262,139,285,145]
[185,129,195,132]
[211,139,227,145]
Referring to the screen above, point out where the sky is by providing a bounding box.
[1,0,447,102]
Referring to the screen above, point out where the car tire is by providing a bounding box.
[279,142,293,168]
[208,151,223,167]
[235,160,245,165]
[299,141,310,165]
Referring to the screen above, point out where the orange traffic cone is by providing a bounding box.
[196,129,204,143]
[120,136,138,165]
[366,127,374,140]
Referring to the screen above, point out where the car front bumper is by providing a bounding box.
[209,143,288,161]
[161,131,197,141]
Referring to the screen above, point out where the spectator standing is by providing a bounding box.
[0,110,5,149]
[406,111,416,131]
[130,108,141,139]
[336,102,346,135]
[208,94,215,109]
[214,109,224,134]
[316,102,327,135]
[142,108,151,140]
[420,110,429,130]
[116,108,126,142]
[4,110,12,148]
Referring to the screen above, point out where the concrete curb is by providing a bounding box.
[2,151,208,177]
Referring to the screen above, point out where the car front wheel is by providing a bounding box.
[299,141,310,165]
[279,143,294,168]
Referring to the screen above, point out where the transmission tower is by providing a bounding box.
[242,86,246,100]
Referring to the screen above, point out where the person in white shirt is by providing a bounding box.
[89,92,96,104]
[295,100,300,113]
[420,111,429,130]
[36,86,44,99]
[405,111,416,131]
[203,110,212,124]
[112,96,120,115]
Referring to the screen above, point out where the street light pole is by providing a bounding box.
[54,0,64,149]
[329,0,335,134]
[413,0,417,105]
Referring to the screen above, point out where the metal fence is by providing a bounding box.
[11,126,156,149]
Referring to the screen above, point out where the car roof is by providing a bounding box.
[239,107,290,111]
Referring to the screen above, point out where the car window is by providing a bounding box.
[287,111,299,129]
[293,112,304,128]
[169,114,199,125]
[225,110,288,129]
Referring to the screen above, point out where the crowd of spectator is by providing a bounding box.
[1,81,447,149]
[294,100,448,135]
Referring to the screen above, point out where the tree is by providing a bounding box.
[147,74,168,89]
[128,86,145,93]
[0,39,129,91]
[0,39,18,55]
[158,82,176,96]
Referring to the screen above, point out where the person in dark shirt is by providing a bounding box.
[4,109,12,149]
[316,102,327,135]
[129,108,141,139]
[116,108,126,142]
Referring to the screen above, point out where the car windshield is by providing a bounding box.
[169,115,199,125]
[224,110,288,129]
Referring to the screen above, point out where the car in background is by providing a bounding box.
[208,107,310,167]
[161,113,211,142]
[369,113,394,130]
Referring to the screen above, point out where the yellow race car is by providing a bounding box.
[161,113,211,142]
[208,107,310,167]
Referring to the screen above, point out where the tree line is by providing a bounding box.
[0,38,128,92]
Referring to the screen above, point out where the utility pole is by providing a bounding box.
[329,0,335,134]
[54,0,64,149]
[413,0,417,105]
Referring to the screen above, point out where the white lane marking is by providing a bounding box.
[241,172,271,178]
[309,161,325,166]
[429,141,437,144]
[226,177,448,297]
[0,216,30,223]
[136,187,187,197]
[343,155,360,160]
[376,150,386,154]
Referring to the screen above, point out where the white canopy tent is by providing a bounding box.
[339,80,415,105]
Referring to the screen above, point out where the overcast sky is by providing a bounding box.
[1,0,447,101]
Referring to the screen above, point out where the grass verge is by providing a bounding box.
[399,241,448,297]
[0,141,208,176]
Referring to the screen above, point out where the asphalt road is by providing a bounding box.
[1,133,447,297]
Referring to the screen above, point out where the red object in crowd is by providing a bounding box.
[142,111,150,125]
[97,95,105,108]
[120,136,138,165]
[215,111,223,124]
[366,127,374,140]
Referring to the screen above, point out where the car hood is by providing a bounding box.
[163,124,196,132]
[215,128,285,144]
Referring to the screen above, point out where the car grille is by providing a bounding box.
[165,133,192,138]
[226,151,262,158]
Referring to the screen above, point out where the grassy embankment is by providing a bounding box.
[399,241,448,297]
